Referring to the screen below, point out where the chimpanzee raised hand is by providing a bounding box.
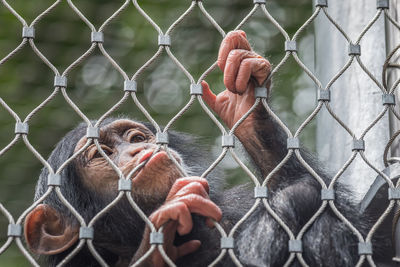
[24,31,392,266]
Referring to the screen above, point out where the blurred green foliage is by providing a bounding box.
[0,0,313,265]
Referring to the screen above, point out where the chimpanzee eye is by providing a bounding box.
[130,133,146,143]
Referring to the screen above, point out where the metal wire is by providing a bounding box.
[0,0,399,266]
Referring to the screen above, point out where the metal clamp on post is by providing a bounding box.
[91,32,104,43]
[190,84,203,95]
[358,242,372,255]
[321,189,335,201]
[79,227,94,239]
[118,179,132,191]
[7,224,22,237]
[317,89,330,102]
[388,188,400,200]
[255,87,268,99]
[15,122,29,135]
[316,0,328,7]
[254,186,268,198]
[376,0,389,9]
[150,232,164,244]
[158,35,171,46]
[87,127,100,139]
[124,80,137,92]
[287,138,300,150]
[54,75,67,88]
[22,26,35,39]
[348,44,361,56]
[285,41,297,52]
[352,139,365,151]
[222,135,235,148]
[156,132,169,145]
[288,240,303,253]
[220,237,234,249]
[48,173,61,186]
[382,94,395,106]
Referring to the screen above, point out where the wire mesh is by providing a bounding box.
[0,0,399,266]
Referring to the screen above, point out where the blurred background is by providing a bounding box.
[0,0,314,265]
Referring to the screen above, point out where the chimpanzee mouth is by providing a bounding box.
[129,150,181,182]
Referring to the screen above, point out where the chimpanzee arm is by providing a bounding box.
[203,30,391,266]
[234,177,362,267]
[201,30,299,180]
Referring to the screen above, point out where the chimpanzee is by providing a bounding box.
[23,31,392,266]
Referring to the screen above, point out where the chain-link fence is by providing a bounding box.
[0,0,399,266]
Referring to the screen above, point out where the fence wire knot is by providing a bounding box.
[79,227,94,240]
[86,127,100,139]
[287,137,300,150]
[321,189,335,201]
[388,188,400,200]
[376,0,389,9]
[382,94,395,105]
[54,75,67,88]
[156,132,169,145]
[22,26,35,39]
[254,186,268,198]
[253,0,266,4]
[47,173,61,186]
[255,86,268,98]
[288,240,303,253]
[118,179,132,191]
[317,89,330,102]
[358,242,372,255]
[190,84,203,95]
[316,0,328,7]
[158,35,171,46]
[124,80,137,92]
[348,44,361,56]
[285,41,297,52]
[91,32,104,43]
[150,232,164,245]
[352,139,365,151]
[222,135,235,148]
[221,237,235,249]
[7,224,22,237]
[14,122,29,135]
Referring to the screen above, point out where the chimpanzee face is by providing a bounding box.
[74,119,183,199]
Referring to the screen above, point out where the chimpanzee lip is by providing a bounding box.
[131,151,181,183]
[139,150,154,164]
[130,151,169,182]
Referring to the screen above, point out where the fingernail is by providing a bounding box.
[239,30,247,38]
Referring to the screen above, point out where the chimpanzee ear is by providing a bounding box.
[24,204,79,255]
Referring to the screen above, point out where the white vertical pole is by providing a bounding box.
[314,0,389,198]
[387,2,400,158]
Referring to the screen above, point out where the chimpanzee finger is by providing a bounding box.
[205,218,216,228]
[172,182,209,200]
[150,202,193,235]
[236,58,271,93]
[201,81,216,112]
[176,240,201,259]
[178,194,222,222]
[224,49,260,93]
[218,30,252,72]
[166,177,209,200]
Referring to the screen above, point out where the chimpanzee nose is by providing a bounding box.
[118,143,147,166]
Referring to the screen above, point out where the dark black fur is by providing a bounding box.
[32,116,393,266]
